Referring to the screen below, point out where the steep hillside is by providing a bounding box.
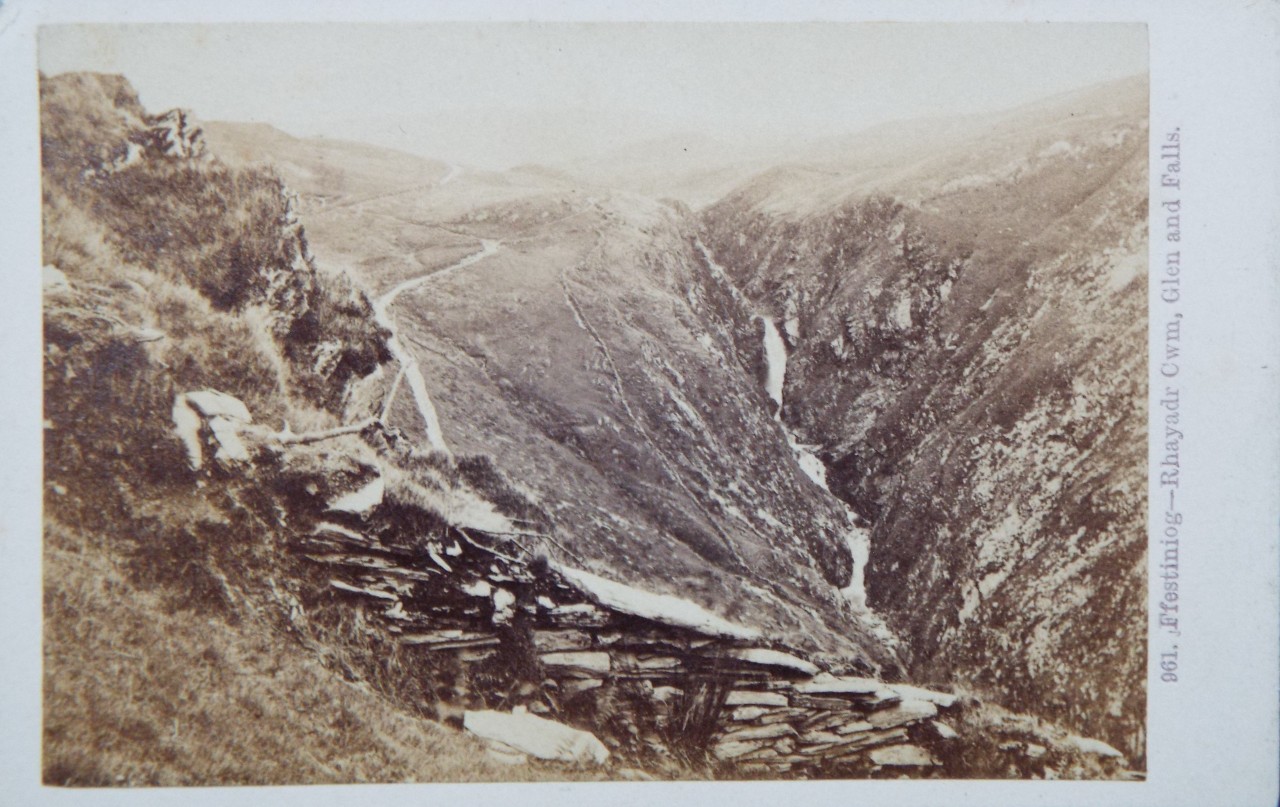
[700,75,1148,762]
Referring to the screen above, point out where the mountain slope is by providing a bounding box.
[700,74,1148,762]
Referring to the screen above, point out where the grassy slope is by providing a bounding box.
[43,521,604,786]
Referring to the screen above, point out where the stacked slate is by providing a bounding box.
[291,510,959,774]
[707,673,951,774]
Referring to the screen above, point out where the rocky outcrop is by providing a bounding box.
[167,383,970,773]
[40,71,392,413]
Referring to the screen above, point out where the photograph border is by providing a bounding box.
[2,2,1277,805]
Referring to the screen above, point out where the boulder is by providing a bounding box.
[172,389,253,470]
[464,706,610,766]
[868,744,940,767]
[42,265,72,295]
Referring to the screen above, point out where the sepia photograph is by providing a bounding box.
[30,21,1157,786]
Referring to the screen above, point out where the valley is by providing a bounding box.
[42,68,1147,783]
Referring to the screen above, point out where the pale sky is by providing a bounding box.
[39,23,1147,169]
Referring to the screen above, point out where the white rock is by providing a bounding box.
[889,683,959,708]
[929,720,960,740]
[172,395,206,470]
[724,647,820,676]
[869,744,940,767]
[172,390,254,471]
[493,588,516,611]
[464,706,609,765]
[427,546,453,573]
[42,265,71,295]
[461,580,493,597]
[552,562,760,639]
[492,587,517,623]
[1062,734,1125,759]
[327,474,384,515]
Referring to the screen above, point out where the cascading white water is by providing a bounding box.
[759,316,787,414]
[840,523,872,610]
[698,241,876,613]
[757,314,873,610]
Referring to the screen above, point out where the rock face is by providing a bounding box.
[700,75,1148,761]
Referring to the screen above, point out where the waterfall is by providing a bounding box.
[759,316,787,415]
[758,314,874,611]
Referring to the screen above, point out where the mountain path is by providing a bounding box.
[373,238,501,451]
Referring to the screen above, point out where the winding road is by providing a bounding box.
[373,238,502,452]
